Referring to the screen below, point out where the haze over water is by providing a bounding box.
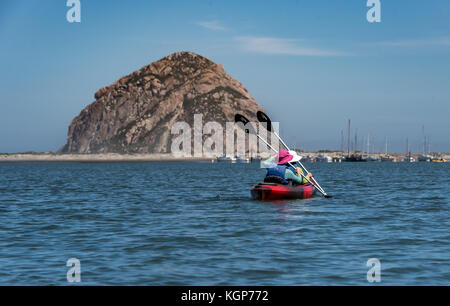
[0,162,448,285]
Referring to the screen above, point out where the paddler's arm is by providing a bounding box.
[285,168,304,184]
[286,168,313,184]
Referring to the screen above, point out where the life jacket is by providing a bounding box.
[265,164,297,185]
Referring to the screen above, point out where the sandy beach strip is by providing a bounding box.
[1,152,448,163]
[0,153,215,163]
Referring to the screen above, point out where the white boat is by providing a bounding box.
[418,155,432,162]
[380,155,393,162]
[216,155,234,162]
[235,155,250,163]
[363,155,380,162]
[315,154,332,163]
[332,156,343,163]
[404,156,415,162]
[299,155,313,163]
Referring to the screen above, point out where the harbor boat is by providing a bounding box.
[343,154,366,162]
[251,183,316,201]
[431,158,446,163]
[404,156,415,162]
[235,155,250,163]
[363,155,380,162]
[216,155,234,162]
[418,155,432,162]
[404,148,414,162]
[380,155,394,162]
[315,154,332,163]
[299,155,314,163]
[332,156,343,163]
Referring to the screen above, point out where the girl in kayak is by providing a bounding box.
[262,150,313,185]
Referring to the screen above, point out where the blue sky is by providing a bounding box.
[0,0,449,153]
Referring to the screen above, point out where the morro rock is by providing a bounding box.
[60,52,265,154]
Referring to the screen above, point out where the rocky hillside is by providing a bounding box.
[60,52,264,154]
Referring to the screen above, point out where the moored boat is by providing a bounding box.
[431,158,446,163]
[332,156,343,163]
[251,183,316,201]
[404,156,415,162]
[316,154,332,162]
[343,154,366,162]
[363,155,380,162]
[299,155,314,163]
[216,155,234,162]
[380,155,394,162]
[235,155,250,163]
[418,155,432,162]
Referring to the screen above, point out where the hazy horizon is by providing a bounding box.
[1,1,449,153]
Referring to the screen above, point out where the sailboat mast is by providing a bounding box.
[422,125,425,154]
[347,119,351,156]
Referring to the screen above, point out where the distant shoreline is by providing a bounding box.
[0,153,215,163]
[0,152,448,163]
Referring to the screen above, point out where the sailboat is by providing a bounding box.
[363,132,379,161]
[216,154,234,162]
[380,136,393,162]
[343,119,365,162]
[404,155,415,162]
[418,126,432,162]
[404,138,415,162]
[316,154,332,162]
[418,155,432,162]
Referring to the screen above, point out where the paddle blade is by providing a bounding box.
[234,114,250,125]
[257,111,272,132]
[234,114,256,135]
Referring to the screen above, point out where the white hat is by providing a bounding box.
[288,150,302,163]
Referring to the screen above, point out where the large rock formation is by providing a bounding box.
[60,52,265,154]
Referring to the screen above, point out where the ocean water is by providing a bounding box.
[0,161,448,285]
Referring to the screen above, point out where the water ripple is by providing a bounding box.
[0,162,448,285]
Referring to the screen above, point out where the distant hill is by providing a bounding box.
[59,51,265,154]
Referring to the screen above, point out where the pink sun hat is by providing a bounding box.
[277,150,302,165]
[277,150,294,165]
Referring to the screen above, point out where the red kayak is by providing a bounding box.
[251,183,316,201]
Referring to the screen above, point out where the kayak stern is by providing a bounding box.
[251,183,316,201]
